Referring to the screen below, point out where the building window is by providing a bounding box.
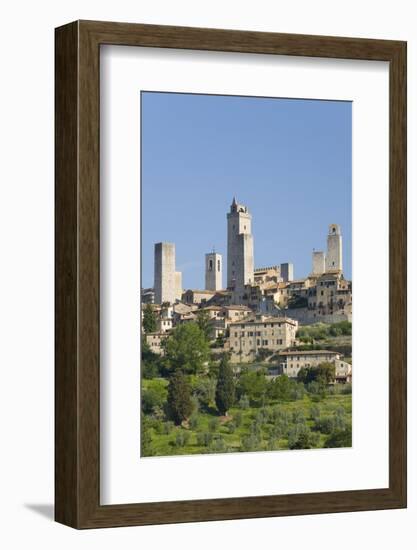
[209,259,213,271]
[217,260,220,271]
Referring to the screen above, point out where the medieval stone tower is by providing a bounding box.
[227,198,254,290]
[312,250,326,275]
[205,252,222,291]
[325,224,343,273]
[154,242,182,304]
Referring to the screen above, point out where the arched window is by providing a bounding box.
[217,260,220,271]
[209,259,213,271]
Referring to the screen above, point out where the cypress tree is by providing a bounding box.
[143,304,157,333]
[215,355,235,416]
[167,370,193,425]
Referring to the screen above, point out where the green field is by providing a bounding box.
[141,377,352,457]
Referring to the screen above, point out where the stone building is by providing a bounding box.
[205,252,222,291]
[307,272,352,317]
[280,262,294,283]
[174,271,182,301]
[227,198,254,290]
[141,287,155,304]
[182,289,217,305]
[226,315,298,363]
[325,224,343,273]
[312,250,326,275]
[278,349,352,382]
[144,332,168,355]
[154,242,182,305]
[254,266,281,285]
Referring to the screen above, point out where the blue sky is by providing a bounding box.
[141,92,352,289]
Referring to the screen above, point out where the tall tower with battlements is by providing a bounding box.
[227,198,254,290]
[325,224,343,273]
[154,242,177,304]
[205,252,222,291]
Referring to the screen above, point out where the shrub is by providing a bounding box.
[175,430,191,447]
[241,434,261,452]
[227,422,236,434]
[162,421,174,435]
[288,424,319,450]
[208,417,220,432]
[196,432,213,447]
[189,414,199,430]
[310,405,321,422]
[239,395,250,409]
[292,409,306,424]
[141,388,164,415]
[192,377,216,410]
[267,438,279,451]
[209,435,227,453]
[325,426,352,448]
[234,411,243,427]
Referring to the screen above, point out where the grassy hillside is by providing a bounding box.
[142,377,351,457]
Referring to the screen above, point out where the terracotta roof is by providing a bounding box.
[279,350,339,356]
[229,316,296,326]
[223,305,252,311]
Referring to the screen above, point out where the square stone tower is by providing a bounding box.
[280,262,294,282]
[205,252,222,291]
[312,250,326,275]
[325,224,343,273]
[227,198,254,290]
[174,271,183,301]
[154,242,176,304]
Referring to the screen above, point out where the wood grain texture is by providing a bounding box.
[55,20,407,529]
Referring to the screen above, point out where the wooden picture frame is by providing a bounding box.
[55,20,407,529]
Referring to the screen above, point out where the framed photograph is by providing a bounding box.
[55,20,406,528]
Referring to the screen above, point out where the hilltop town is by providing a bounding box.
[142,198,352,382]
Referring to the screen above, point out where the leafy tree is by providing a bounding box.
[175,430,191,447]
[325,425,352,448]
[196,309,212,341]
[256,347,273,362]
[288,424,319,450]
[163,323,210,375]
[208,417,219,432]
[167,371,193,425]
[267,374,293,401]
[141,414,154,456]
[141,387,164,415]
[215,355,235,415]
[192,377,216,410]
[316,362,336,385]
[310,404,321,422]
[237,369,268,406]
[238,394,250,409]
[141,336,160,378]
[297,367,309,384]
[298,362,336,386]
[143,304,157,333]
